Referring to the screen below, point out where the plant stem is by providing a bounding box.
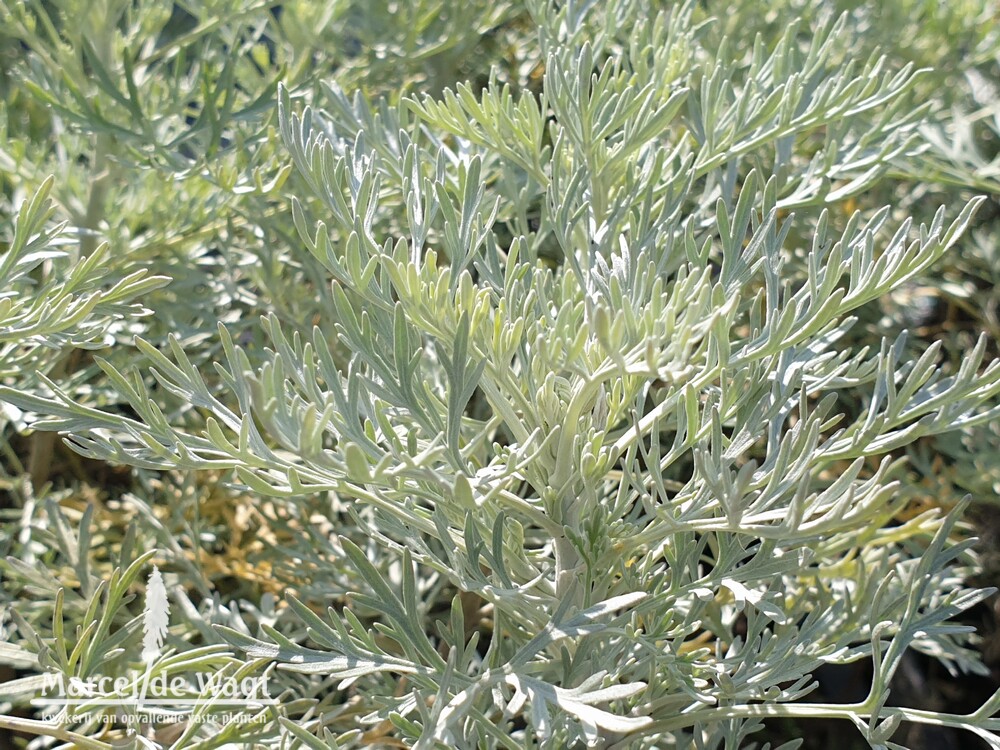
[0,713,111,750]
[29,128,112,491]
[608,700,993,750]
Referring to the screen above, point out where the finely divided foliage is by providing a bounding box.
[2,0,1000,748]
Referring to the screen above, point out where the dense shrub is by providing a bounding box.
[1,1,999,748]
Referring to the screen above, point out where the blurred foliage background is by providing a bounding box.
[1,1,999,748]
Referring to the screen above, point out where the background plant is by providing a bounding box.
[1,1,1000,749]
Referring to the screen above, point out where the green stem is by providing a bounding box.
[553,533,580,604]
[609,700,993,750]
[29,113,112,490]
[0,713,111,750]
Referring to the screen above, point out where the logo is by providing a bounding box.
[31,565,277,725]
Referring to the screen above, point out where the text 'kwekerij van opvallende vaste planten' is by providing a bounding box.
[2,1,1000,748]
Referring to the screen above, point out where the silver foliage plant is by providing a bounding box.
[3,0,1000,748]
